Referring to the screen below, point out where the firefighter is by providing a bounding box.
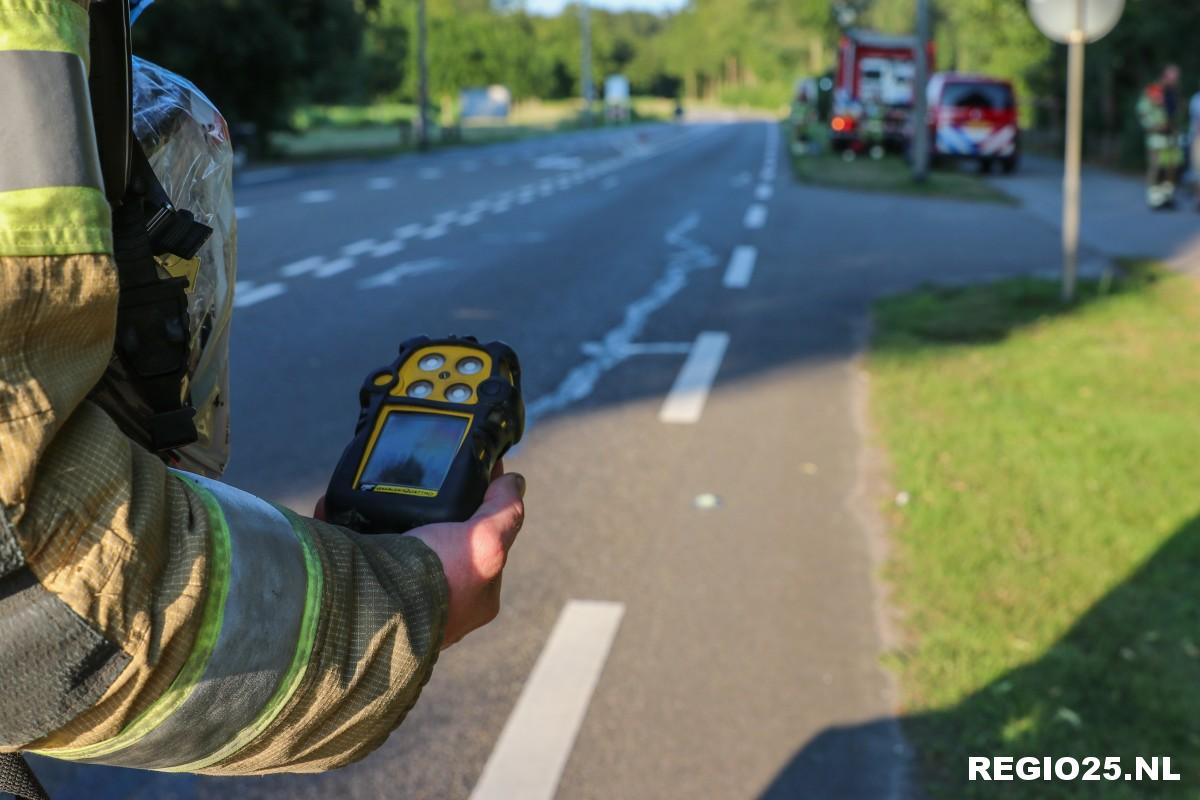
[0,0,525,787]
[1137,65,1184,210]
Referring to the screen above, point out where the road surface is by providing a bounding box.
[35,119,1071,799]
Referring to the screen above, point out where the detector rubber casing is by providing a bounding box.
[324,336,524,533]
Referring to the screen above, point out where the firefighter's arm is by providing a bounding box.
[0,0,456,775]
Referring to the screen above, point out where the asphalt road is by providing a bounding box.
[35,118,1071,800]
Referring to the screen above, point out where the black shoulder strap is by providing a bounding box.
[88,0,132,205]
[89,0,212,452]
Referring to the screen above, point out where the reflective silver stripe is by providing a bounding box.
[76,475,312,769]
[0,50,103,193]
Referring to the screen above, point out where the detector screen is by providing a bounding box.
[359,412,469,491]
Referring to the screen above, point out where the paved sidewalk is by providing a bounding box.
[992,155,1200,275]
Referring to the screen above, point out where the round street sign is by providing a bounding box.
[1028,0,1124,43]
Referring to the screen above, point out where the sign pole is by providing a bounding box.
[417,0,430,151]
[580,2,594,126]
[1061,1,1085,302]
[911,0,932,183]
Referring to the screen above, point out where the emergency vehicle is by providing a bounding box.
[830,29,934,155]
[925,73,1020,173]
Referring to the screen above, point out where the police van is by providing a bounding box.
[926,73,1020,174]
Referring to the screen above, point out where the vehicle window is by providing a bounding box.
[941,83,1013,111]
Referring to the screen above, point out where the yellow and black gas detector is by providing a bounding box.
[324,336,524,533]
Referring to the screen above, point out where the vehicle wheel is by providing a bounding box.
[978,158,995,175]
[1001,153,1019,174]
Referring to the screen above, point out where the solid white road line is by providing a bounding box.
[755,183,774,201]
[659,331,730,424]
[723,245,758,289]
[298,189,334,204]
[469,601,625,800]
[744,204,768,230]
[233,281,286,308]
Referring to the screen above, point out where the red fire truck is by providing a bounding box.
[830,29,934,155]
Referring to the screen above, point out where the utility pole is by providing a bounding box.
[417,0,430,150]
[911,0,932,182]
[580,2,594,126]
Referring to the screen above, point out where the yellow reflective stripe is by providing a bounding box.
[0,0,89,60]
[34,476,232,760]
[0,186,111,256]
[161,506,325,773]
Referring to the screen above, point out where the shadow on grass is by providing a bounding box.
[760,261,1196,799]
[760,512,1200,799]
[872,262,1160,350]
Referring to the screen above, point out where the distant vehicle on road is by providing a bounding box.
[925,73,1020,174]
[830,29,934,157]
[604,74,631,123]
[460,85,512,124]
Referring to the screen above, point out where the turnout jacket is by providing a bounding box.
[0,0,448,775]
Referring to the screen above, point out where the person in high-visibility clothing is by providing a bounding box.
[1138,65,1184,210]
[0,0,525,781]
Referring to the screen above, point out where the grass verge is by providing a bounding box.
[787,122,1014,204]
[266,98,673,162]
[790,148,1014,204]
[869,263,1200,798]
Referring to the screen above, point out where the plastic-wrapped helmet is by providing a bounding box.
[91,57,236,478]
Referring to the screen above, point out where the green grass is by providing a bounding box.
[870,263,1200,798]
[787,122,1013,204]
[790,148,1014,204]
[266,97,673,162]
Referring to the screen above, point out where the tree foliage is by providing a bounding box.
[132,0,1200,164]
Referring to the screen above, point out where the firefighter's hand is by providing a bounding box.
[407,471,526,649]
[312,464,525,650]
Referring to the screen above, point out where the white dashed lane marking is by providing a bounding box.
[342,238,380,257]
[313,257,356,278]
[723,245,758,289]
[233,281,287,308]
[755,184,773,201]
[298,189,335,204]
[279,256,324,278]
[469,601,625,800]
[358,258,451,289]
[744,204,768,230]
[371,240,406,258]
[367,177,396,190]
[659,331,730,424]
